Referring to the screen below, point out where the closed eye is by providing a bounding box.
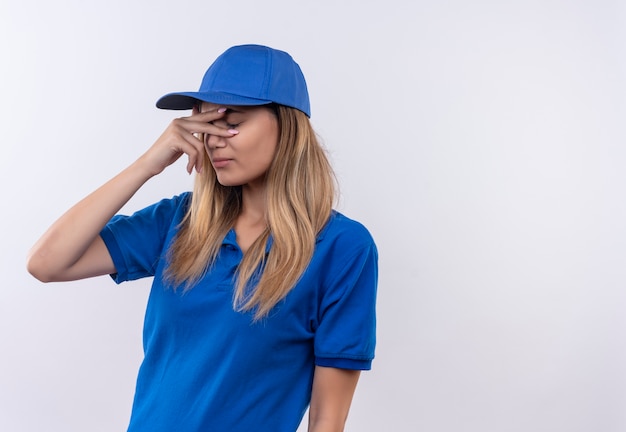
[209,120,242,129]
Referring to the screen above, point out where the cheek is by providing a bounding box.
[263,124,280,160]
[248,122,279,164]
[261,140,278,167]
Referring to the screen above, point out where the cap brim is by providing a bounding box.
[156,91,273,110]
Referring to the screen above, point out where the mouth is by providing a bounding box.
[211,158,232,169]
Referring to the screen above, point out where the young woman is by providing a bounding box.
[27,44,377,432]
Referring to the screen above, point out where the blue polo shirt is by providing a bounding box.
[100,192,377,432]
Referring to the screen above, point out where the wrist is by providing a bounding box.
[130,154,164,180]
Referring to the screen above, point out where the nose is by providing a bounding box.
[206,133,227,149]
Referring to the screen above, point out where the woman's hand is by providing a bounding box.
[138,105,236,176]
[27,105,237,282]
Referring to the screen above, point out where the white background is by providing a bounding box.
[1,1,625,431]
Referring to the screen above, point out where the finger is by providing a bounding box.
[176,125,209,174]
[187,156,195,174]
[178,141,199,175]
[180,120,239,138]
[173,106,224,126]
[174,109,236,137]
[188,106,227,120]
[171,116,231,140]
[175,133,202,174]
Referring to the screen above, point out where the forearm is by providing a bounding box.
[308,418,348,432]
[27,158,155,281]
[308,367,360,432]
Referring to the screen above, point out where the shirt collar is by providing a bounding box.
[221,212,335,250]
[221,228,274,253]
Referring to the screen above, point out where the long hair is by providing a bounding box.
[165,104,336,320]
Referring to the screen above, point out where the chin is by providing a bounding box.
[215,173,266,188]
[216,180,240,187]
[215,175,244,187]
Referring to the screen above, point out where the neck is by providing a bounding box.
[240,181,268,225]
[235,182,269,253]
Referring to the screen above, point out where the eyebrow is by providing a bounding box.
[224,106,250,114]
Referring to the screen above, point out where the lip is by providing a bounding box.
[211,158,232,169]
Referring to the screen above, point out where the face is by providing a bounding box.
[201,103,279,188]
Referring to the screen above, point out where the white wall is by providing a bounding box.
[1,1,625,431]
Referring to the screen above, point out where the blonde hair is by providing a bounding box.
[165,105,335,319]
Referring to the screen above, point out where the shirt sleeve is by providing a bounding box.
[99,193,190,283]
[314,240,378,370]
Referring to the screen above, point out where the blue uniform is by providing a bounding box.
[100,192,377,432]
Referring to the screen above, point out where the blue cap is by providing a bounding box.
[156,44,311,117]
